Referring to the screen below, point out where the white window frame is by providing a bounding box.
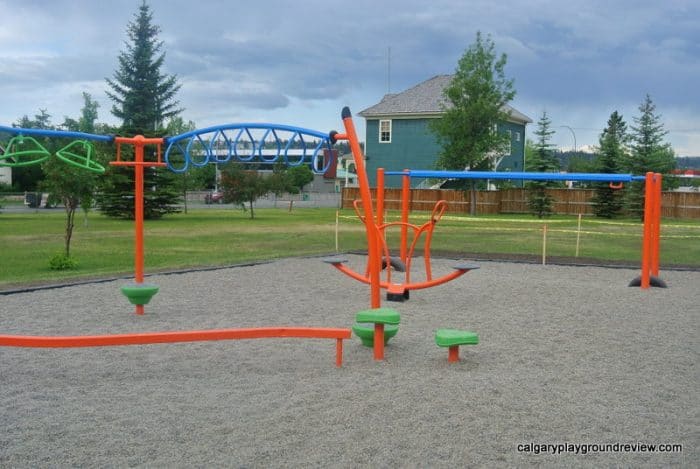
[379,119,392,143]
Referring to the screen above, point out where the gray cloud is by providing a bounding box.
[0,0,698,154]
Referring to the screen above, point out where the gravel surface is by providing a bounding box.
[1,255,697,467]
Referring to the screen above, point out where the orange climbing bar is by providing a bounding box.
[0,327,352,367]
[336,107,382,308]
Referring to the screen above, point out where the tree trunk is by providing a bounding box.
[64,200,77,257]
[248,199,255,219]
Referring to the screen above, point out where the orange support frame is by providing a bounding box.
[0,327,352,367]
[110,136,166,314]
[332,109,477,315]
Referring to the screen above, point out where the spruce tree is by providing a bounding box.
[623,95,676,219]
[525,111,559,218]
[591,111,628,218]
[101,0,182,219]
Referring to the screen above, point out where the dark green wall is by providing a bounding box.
[365,118,441,187]
[364,117,527,188]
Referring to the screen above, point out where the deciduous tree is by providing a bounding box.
[430,31,516,214]
[220,163,270,219]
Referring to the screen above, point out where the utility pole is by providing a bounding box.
[560,125,577,154]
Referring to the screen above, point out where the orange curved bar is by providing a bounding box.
[401,268,470,291]
[329,261,474,292]
[0,327,352,367]
[330,261,372,284]
[609,182,624,190]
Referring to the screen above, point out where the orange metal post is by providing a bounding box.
[641,172,653,289]
[373,323,385,360]
[651,173,662,276]
[133,140,145,314]
[377,168,385,227]
[336,338,343,368]
[448,345,459,363]
[400,170,410,263]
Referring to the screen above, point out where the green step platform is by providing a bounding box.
[435,329,479,363]
[352,323,399,347]
[353,307,401,347]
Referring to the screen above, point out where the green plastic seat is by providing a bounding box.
[435,329,479,347]
[352,323,399,347]
[355,307,401,325]
[120,283,160,306]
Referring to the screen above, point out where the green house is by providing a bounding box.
[359,75,532,187]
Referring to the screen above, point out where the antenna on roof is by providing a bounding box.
[387,46,391,94]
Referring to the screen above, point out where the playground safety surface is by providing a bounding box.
[1,255,697,467]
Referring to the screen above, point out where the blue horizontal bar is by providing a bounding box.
[0,125,114,143]
[384,170,637,183]
[165,123,330,144]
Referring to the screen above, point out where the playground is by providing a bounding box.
[1,107,697,466]
[0,254,697,467]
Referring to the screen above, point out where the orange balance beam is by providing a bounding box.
[0,327,352,367]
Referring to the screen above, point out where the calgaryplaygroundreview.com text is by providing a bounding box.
[517,441,683,456]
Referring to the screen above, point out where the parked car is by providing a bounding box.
[204,191,224,204]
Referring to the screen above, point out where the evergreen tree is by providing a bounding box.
[430,31,516,214]
[101,0,183,219]
[525,111,559,218]
[591,111,628,218]
[623,95,676,219]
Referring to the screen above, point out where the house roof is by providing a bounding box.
[358,74,532,124]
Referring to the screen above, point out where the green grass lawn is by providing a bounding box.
[2,207,699,289]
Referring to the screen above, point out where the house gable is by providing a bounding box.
[359,75,532,188]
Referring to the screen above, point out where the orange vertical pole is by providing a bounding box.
[448,346,459,363]
[335,338,343,367]
[400,170,410,263]
[377,168,385,227]
[651,173,662,276]
[641,172,653,289]
[133,136,145,314]
[340,107,381,308]
[373,323,385,360]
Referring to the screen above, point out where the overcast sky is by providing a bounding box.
[1,0,698,155]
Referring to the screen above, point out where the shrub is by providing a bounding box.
[49,253,78,270]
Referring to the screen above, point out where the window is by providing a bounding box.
[379,119,392,143]
[514,131,521,142]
